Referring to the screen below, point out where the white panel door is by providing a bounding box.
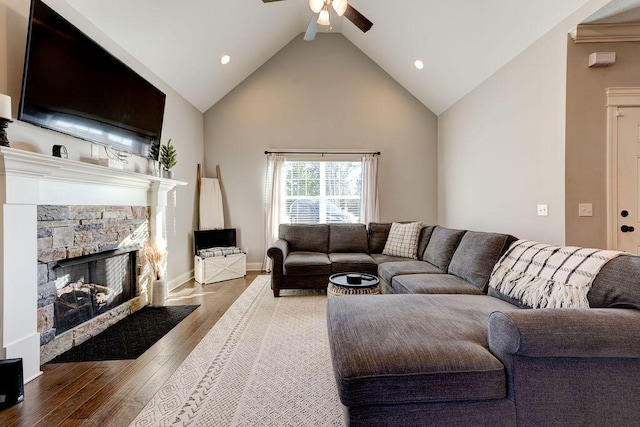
[617,107,640,254]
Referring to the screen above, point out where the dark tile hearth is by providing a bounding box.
[49,305,199,363]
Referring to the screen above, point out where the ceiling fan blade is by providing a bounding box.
[262,0,286,2]
[304,13,319,41]
[344,4,373,33]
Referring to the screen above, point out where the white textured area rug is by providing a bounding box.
[131,275,344,426]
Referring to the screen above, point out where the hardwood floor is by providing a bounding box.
[0,272,261,427]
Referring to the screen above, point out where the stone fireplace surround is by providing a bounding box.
[37,205,149,364]
[0,146,185,382]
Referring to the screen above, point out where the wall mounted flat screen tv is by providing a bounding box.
[18,0,165,159]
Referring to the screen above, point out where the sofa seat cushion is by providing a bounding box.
[283,251,332,276]
[327,294,517,407]
[392,274,486,295]
[378,260,443,284]
[329,253,378,275]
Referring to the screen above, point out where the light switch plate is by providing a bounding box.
[537,204,549,216]
[578,203,593,217]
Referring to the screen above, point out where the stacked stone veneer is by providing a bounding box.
[37,205,150,364]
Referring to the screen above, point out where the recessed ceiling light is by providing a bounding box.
[221,55,231,65]
[414,60,424,70]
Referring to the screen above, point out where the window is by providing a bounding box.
[284,161,361,224]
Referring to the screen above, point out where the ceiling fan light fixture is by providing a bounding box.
[309,0,324,14]
[332,0,348,16]
[317,7,330,26]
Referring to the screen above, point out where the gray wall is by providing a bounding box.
[565,39,640,248]
[203,34,438,268]
[437,0,610,245]
[0,0,203,286]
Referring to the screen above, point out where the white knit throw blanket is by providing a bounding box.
[488,240,623,309]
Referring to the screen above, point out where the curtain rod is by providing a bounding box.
[265,150,380,156]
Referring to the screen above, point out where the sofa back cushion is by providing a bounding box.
[368,222,392,254]
[588,255,640,309]
[488,241,626,309]
[448,232,516,291]
[279,224,329,253]
[368,222,434,256]
[329,223,369,253]
[422,226,466,271]
[488,254,640,310]
[417,226,435,259]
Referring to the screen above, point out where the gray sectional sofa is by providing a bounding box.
[268,222,640,426]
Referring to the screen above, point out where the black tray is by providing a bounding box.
[329,272,379,288]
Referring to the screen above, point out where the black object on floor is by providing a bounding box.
[49,305,199,363]
[0,358,24,409]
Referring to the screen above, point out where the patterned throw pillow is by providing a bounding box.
[382,222,423,259]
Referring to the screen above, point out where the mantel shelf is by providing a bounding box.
[0,146,187,191]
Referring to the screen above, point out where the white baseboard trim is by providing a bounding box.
[6,332,42,383]
[168,269,194,291]
[246,262,264,272]
[167,264,263,291]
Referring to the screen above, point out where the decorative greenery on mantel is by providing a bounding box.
[160,139,177,171]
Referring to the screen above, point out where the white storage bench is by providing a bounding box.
[193,229,246,284]
[194,247,246,284]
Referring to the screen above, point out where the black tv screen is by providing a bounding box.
[18,0,165,159]
[194,229,237,254]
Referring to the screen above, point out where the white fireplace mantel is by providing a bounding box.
[0,146,186,382]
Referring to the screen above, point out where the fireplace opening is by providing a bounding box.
[53,247,138,335]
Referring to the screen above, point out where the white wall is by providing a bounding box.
[0,0,203,285]
[437,0,610,244]
[203,34,438,268]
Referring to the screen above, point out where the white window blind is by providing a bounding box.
[284,161,361,224]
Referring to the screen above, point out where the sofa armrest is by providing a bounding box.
[267,239,289,262]
[488,308,640,358]
[267,240,289,274]
[489,308,640,424]
[266,240,289,296]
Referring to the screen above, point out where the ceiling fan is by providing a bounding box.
[262,0,373,41]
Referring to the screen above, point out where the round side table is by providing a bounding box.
[328,272,380,296]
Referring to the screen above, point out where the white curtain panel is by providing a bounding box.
[360,154,380,225]
[263,154,286,271]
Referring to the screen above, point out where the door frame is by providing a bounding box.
[606,87,640,250]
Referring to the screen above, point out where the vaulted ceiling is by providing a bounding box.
[61,0,600,115]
